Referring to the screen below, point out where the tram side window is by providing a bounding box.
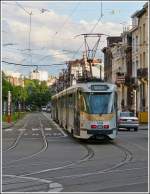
[68,94,73,108]
[60,97,63,108]
[79,94,87,112]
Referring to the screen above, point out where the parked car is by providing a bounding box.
[41,106,47,111]
[46,107,51,113]
[118,111,139,131]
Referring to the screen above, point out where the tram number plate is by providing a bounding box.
[98,125,103,129]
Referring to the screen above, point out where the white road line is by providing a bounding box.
[18,128,26,131]
[3,174,63,192]
[32,133,39,136]
[4,128,13,132]
[53,167,148,180]
[42,112,67,137]
[5,116,48,164]
[32,128,40,131]
[44,128,52,131]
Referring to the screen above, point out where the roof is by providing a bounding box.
[52,82,117,99]
[131,2,148,18]
[131,10,140,18]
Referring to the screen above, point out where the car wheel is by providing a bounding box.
[127,128,130,131]
[134,128,138,131]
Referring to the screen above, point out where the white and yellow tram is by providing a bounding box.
[51,82,118,140]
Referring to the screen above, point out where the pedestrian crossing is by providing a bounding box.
[3,128,64,138]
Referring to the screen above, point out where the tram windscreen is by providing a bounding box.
[85,93,112,114]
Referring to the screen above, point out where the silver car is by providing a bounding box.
[118,111,139,131]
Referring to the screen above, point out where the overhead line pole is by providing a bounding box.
[29,12,32,67]
[72,1,104,60]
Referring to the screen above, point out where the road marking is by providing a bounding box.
[32,128,40,131]
[18,128,26,131]
[24,133,28,136]
[53,167,148,180]
[4,128,13,132]
[3,174,63,192]
[32,133,39,136]
[44,128,52,131]
[45,134,52,136]
[49,182,63,192]
[42,112,67,137]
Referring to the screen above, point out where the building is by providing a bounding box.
[30,70,48,81]
[47,75,57,87]
[102,36,122,82]
[5,71,24,87]
[130,2,148,122]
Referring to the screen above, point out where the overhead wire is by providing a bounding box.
[54,1,80,36]
[15,1,31,15]
[2,60,65,67]
[72,0,104,60]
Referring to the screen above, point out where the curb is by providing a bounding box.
[139,127,148,130]
[2,123,15,130]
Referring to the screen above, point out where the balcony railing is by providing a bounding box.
[115,72,125,84]
[137,68,148,79]
[125,76,138,86]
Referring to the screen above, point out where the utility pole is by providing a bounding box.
[29,11,32,66]
[7,91,12,123]
[100,65,102,79]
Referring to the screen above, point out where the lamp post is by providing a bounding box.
[133,89,137,116]
[7,91,12,123]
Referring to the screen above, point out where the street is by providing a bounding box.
[2,112,148,192]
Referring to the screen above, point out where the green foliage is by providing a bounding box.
[2,72,52,111]
[2,72,13,100]
[2,112,27,122]
[24,79,51,108]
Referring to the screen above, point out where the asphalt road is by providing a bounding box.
[2,112,148,192]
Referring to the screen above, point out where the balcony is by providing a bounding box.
[115,72,125,85]
[122,76,138,87]
[137,68,148,79]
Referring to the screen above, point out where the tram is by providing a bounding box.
[51,82,118,140]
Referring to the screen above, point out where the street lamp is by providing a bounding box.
[7,91,12,123]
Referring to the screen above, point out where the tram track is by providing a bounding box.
[3,113,94,170]
[3,114,48,166]
[17,138,132,178]
[3,115,30,152]
[38,140,133,181]
[3,113,135,189]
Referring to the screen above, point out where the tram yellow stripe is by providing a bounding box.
[80,112,114,121]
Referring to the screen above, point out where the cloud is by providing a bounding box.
[2,1,123,76]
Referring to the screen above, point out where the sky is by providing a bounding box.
[2,1,147,77]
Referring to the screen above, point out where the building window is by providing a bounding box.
[143,52,145,67]
[135,36,138,52]
[132,61,135,77]
[140,54,142,68]
[135,60,138,77]
[140,26,142,44]
[132,38,134,53]
[143,24,145,43]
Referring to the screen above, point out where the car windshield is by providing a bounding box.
[84,92,112,114]
[120,112,134,117]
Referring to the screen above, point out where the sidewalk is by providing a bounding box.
[2,122,14,129]
[139,124,148,130]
